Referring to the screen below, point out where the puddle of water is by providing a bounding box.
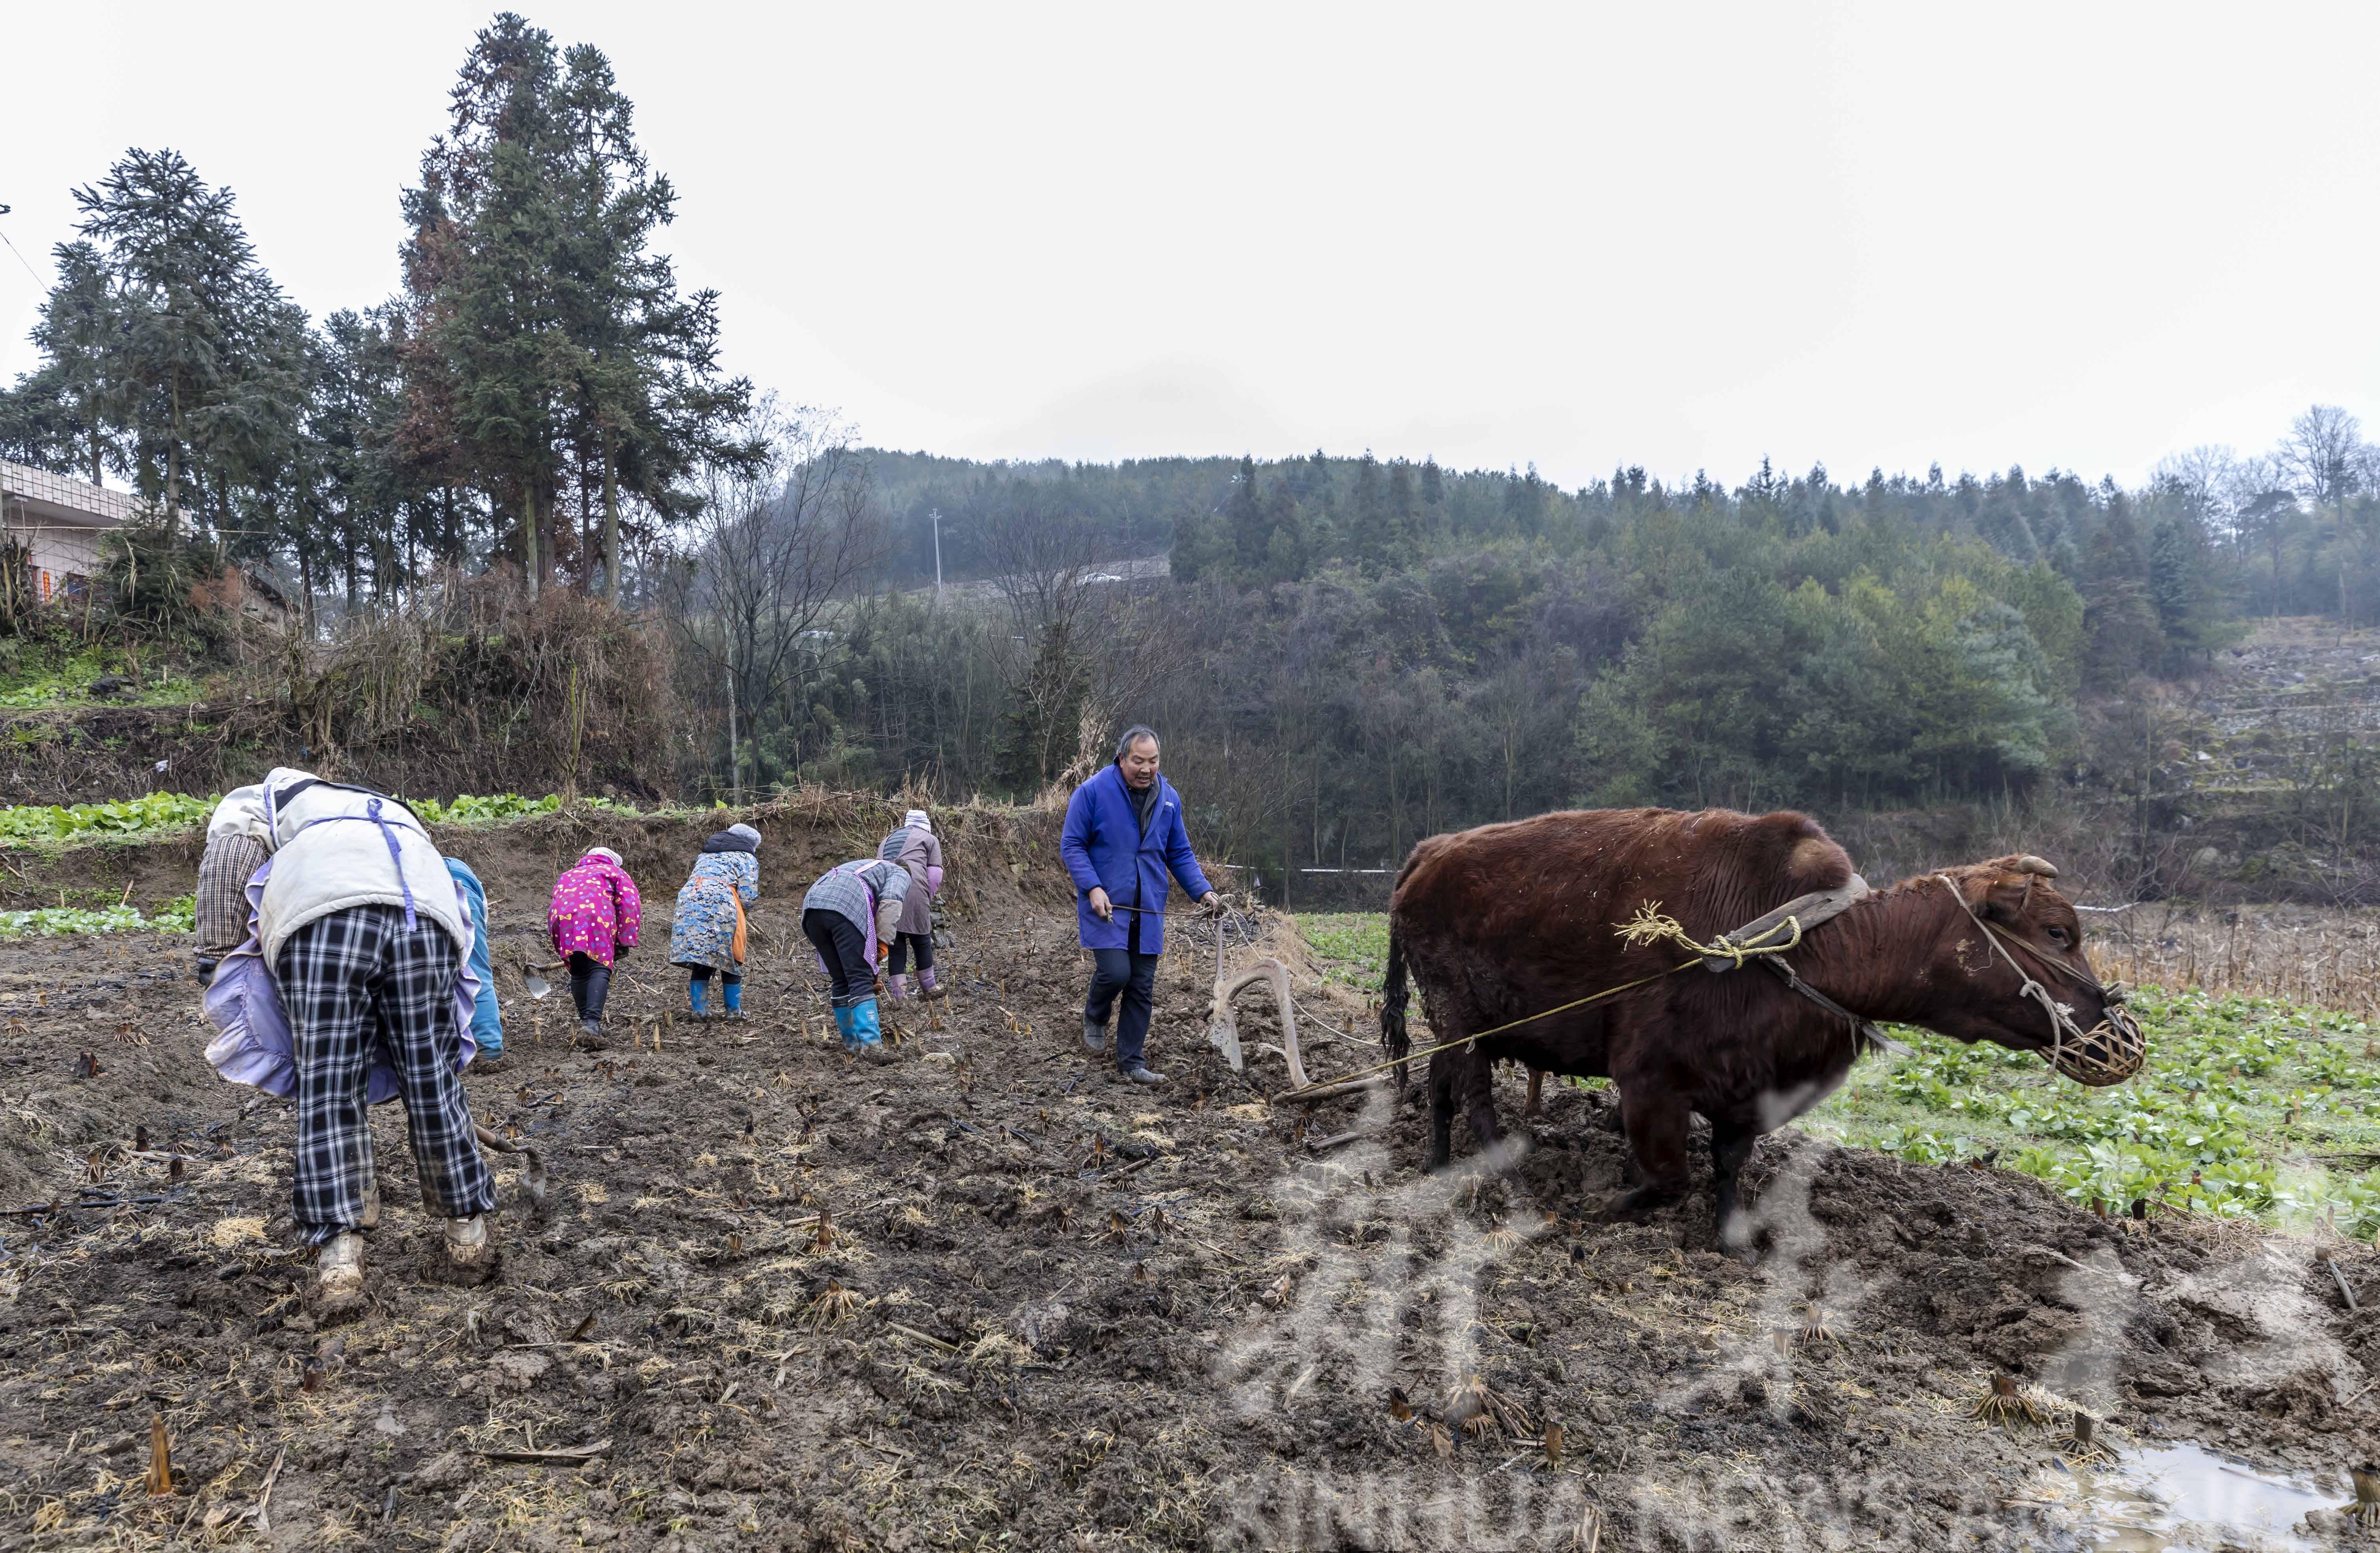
[2057,1443,2339,1552]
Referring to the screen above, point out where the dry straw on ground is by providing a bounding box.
[2087,902,2380,1019]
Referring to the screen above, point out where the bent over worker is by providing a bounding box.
[876,809,945,1004]
[1060,724,1218,1086]
[195,783,271,980]
[225,769,497,1315]
[548,846,641,1043]
[801,855,909,1065]
[445,856,506,1069]
[669,825,759,1017]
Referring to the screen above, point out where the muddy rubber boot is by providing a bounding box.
[443,1214,498,1282]
[688,977,708,1018]
[849,997,901,1065]
[1084,1017,1109,1055]
[882,972,909,1006]
[358,1182,381,1232]
[722,981,743,1018]
[315,1231,367,1319]
[918,968,948,1002]
[1119,1061,1167,1086]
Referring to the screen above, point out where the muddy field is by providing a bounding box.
[4,803,2380,1550]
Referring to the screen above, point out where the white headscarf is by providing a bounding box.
[206,783,273,846]
[903,809,931,833]
[727,823,762,848]
[585,847,622,865]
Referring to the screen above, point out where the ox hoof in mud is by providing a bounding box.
[1599,1184,1682,1221]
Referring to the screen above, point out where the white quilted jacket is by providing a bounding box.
[238,768,468,967]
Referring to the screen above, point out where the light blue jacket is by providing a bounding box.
[445,858,504,1056]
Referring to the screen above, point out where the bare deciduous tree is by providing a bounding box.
[2283,405,2365,510]
[976,487,1192,793]
[666,396,879,792]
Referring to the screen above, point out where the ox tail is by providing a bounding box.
[1381,921,1412,1090]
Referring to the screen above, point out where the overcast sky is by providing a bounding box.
[6,2,2375,491]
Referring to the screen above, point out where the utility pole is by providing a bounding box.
[726,656,740,807]
[931,509,944,605]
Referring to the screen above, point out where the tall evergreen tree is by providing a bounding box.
[1350,452,1386,570]
[397,15,751,601]
[399,13,569,595]
[7,243,123,481]
[549,42,750,596]
[1224,454,1264,574]
[2078,500,2163,685]
[69,148,298,528]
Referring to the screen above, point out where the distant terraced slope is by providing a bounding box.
[2140,617,2380,897]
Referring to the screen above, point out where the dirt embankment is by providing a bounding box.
[1,796,2377,1550]
[0,702,268,807]
[0,793,1070,919]
[0,696,672,807]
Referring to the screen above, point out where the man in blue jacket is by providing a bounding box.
[1060,725,1220,1085]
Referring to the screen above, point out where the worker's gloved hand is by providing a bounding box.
[1087,887,1114,921]
[876,941,889,964]
[193,957,218,982]
[1198,891,1222,913]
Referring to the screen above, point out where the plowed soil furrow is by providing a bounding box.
[0,812,2374,1549]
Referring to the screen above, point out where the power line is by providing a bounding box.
[0,206,44,284]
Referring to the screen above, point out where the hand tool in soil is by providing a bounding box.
[519,960,564,1000]
[472,1122,549,1214]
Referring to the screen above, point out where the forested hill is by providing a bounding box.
[866,450,1224,581]
[797,433,2380,900]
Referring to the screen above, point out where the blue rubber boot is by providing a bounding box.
[847,997,899,1065]
[688,977,708,1016]
[831,1003,857,1047]
[723,981,742,1016]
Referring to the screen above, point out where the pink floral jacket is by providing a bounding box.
[548,853,643,967]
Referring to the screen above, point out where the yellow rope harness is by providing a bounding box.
[1289,905,1812,1096]
[1615,902,1805,966]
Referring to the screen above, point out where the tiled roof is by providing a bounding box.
[0,461,136,526]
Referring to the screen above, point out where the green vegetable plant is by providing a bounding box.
[0,893,195,937]
[0,793,216,844]
[0,790,634,845]
[1819,984,2380,1233]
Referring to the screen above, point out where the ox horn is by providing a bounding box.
[2012,855,2060,879]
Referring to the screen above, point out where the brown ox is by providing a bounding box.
[1379,807,2141,1240]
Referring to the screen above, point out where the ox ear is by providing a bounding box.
[1955,866,2029,926]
